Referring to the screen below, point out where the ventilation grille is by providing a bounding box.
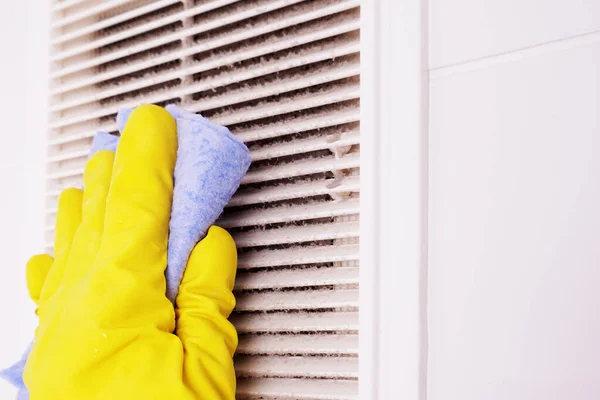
[48,1,360,398]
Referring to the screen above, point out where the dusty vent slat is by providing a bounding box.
[237,333,358,355]
[249,127,360,162]
[235,355,358,378]
[233,220,359,248]
[235,265,359,290]
[238,244,359,269]
[230,311,358,333]
[221,198,360,228]
[237,378,358,399]
[234,103,359,142]
[235,288,358,312]
[230,176,360,207]
[242,152,359,185]
[193,60,359,112]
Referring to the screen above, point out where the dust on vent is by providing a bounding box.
[48,0,360,398]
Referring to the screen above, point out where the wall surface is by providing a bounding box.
[428,1,600,399]
[0,1,49,398]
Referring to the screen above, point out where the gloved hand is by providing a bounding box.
[24,104,238,399]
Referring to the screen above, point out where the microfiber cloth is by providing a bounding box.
[117,104,251,302]
[89,131,119,156]
[0,343,30,399]
[2,104,251,396]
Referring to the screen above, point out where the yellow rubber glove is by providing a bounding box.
[24,104,238,399]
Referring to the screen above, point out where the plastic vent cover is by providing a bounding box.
[47,0,360,398]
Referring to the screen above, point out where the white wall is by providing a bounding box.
[428,1,600,399]
[0,1,49,398]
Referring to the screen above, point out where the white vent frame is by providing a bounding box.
[359,0,427,399]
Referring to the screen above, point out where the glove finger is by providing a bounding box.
[61,150,115,288]
[26,254,54,305]
[176,226,238,399]
[39,188,83,303]
[92,104,177,330]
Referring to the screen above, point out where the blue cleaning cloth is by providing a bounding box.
[89,131,119,156]
[118,104,252,302]
[2,104,251,397]
[0,343,30,399]
[113,103,252,301]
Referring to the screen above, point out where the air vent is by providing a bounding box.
[48,0,360,398]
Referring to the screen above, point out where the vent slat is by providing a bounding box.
[237,334,358,355]
[221,198,360,228]
[235,355,358,379]
[235,103,359,141]
[235,288,359,312]
[230,176,359,207]
[193,60,360,112]
[208,82,359,126]
[233,220,359,248]
[235,266,359,290]
[238,244,359,269]
[231,311,358,333]
[237,378,358,399]
[250,127,360,161]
